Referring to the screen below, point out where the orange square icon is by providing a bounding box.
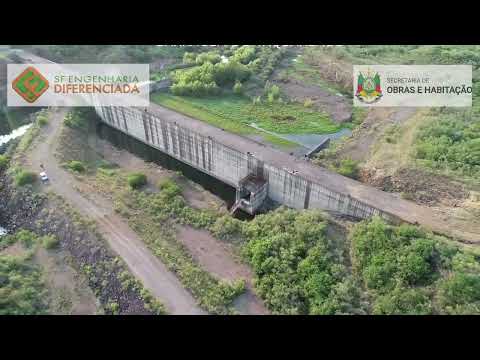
[12,66,49,103]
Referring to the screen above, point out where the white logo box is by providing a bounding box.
[353,65,472,107]
[8,64,150,107]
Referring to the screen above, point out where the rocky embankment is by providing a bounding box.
[0,169,163,314]
[0,171,44,232]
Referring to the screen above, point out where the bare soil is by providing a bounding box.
[274,78,353,123]
[335,107,417,163]
[34,246,100,315]
[0,242,25,257]
[98,141,225,211]
[176,226,268,315]
[300,47,354,91]
[360,167,470,207]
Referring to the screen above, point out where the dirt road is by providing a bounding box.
[25,109,205,315]
[337,107,418,163]
[85,131,268,314]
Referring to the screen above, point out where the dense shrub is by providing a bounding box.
[213,61,251,86]
[242,207,363,314]
[264,83,281,103]
[351,216,480,314]
[0,230,49,315]
[16,229,40,248]
[437,273,480,314]
[372,286,433,315]
[106,301,120,315]
[171,63,220,97]
[127,172,147,189]
[248,46,286,82]
[37,114,48,126]
[335,159,360,179]
[0,255,47,314]
[171,59,251,97]
[196,51,221,65]
[64,110,89,130]
[14,169,37,186]
[231,45,257,64]
[157,178,181,197]
[414,115,480,180]
[42,235,60,250]
[0,229,39,251]
[67,160,86,173]
[183,52,197,65]
[343,45,480,66]
[351,218,436,290]
[18,45,185,64]
[209,215,244,241]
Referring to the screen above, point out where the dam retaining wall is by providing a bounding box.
[95,105,396,222]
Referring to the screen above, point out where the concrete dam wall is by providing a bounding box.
[94,104,395,222]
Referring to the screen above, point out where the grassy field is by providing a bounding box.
[151,93,344,147]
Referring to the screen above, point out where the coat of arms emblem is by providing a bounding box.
[356,70,382,104]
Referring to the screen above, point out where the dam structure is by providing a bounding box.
[10,49,399,221]
[94,103,399,221]
[13,48,480,242]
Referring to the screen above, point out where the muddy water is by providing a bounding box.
[283,128,352,149]
[248,122,352,154]
[95,120,239,208]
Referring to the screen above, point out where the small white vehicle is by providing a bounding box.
[39,171,49,183]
